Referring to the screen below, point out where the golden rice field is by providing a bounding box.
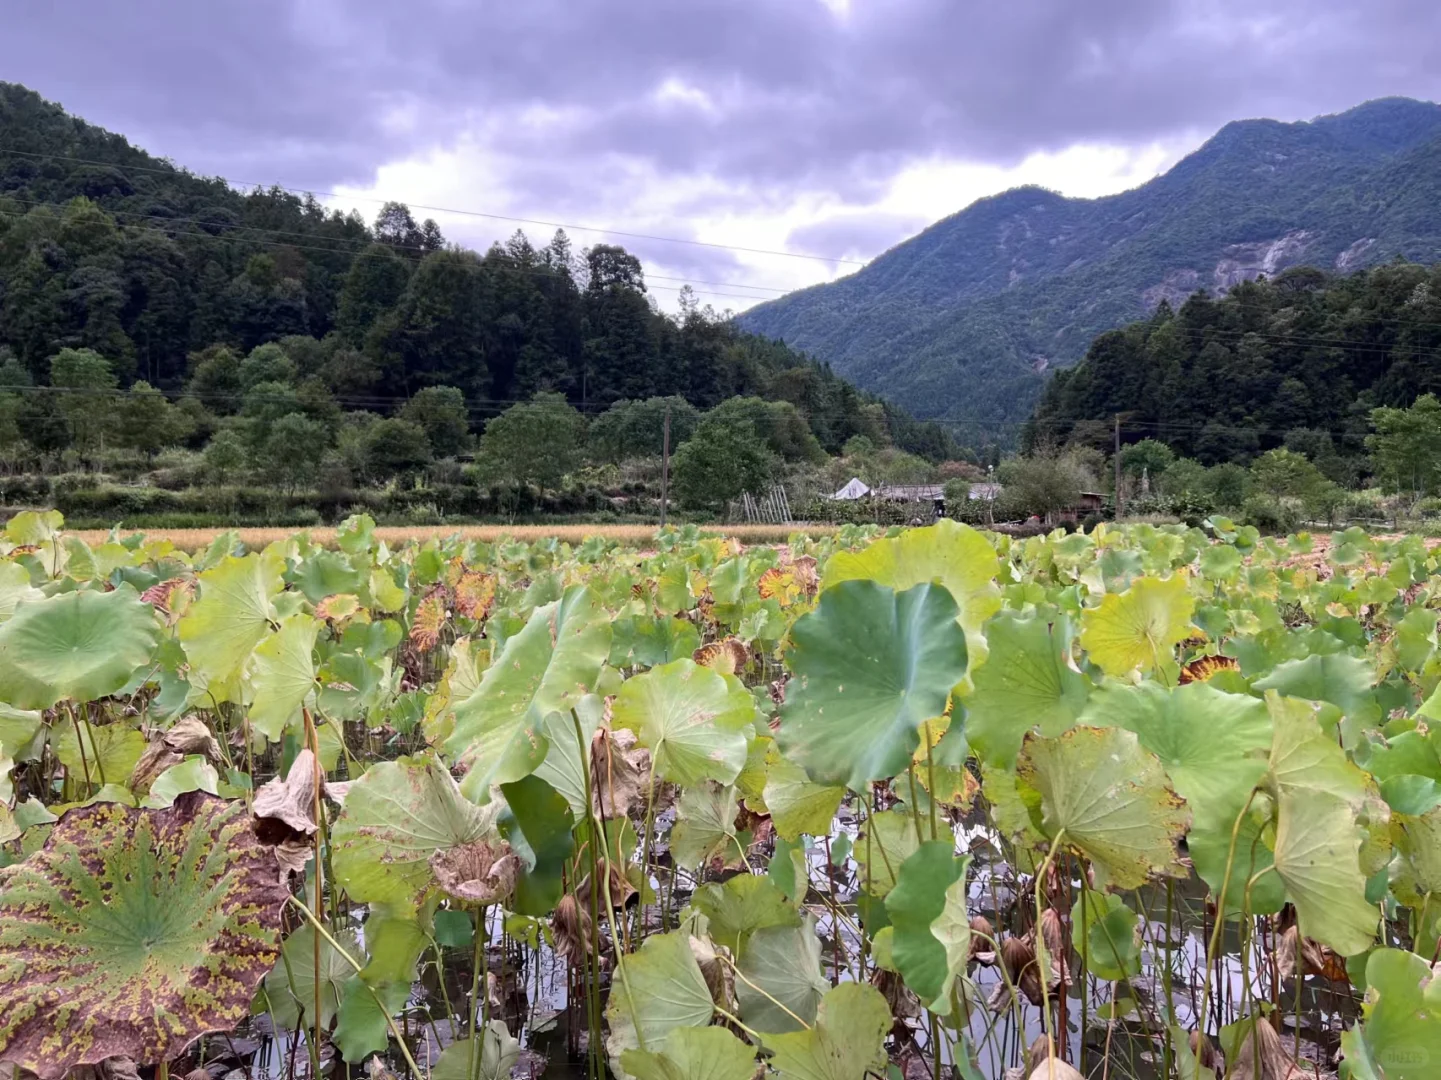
[70,521,835,550]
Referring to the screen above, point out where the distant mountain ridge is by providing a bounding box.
[738,97,1441,434]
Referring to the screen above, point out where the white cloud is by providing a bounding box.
[325,129,1199,314]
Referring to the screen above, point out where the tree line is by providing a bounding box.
[0,81,960,506]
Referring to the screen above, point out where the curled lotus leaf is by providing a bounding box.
[0,792,287,1078]
[429,839,521,905]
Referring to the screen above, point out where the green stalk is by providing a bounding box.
[469,903,489,1080]
[286,896,425,1077]
[1033,829,1068,1068]
[1195,786,1260,1080]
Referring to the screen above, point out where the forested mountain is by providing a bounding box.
[738,97,1441,432]
[1026,261,1441,466]
[0,81,949,458]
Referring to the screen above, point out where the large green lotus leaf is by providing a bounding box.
[822,519,1001,677]
[1071,890,1141,980]
[1016,726,1189,890]
[1077,574,1194,678]
[291,549,364,604]
[247,613,320,740]
[854,809,921,897]
[621,1026,758,1080]
[261,923,358,1029]
[693,874,800,954]
[778,581,967,791]
[736,916,830,1034]
[498,774,575,917]
[1255,653,1378,723]
[331,755,502,910]
[966,611,1089,768]
[1264,695,1377,955]
[1188,788,1284,919]
[610,615,702,669]
[613,659,754,786]
[884,841,971,1013]
[605,930,714,1075]
[1083,682,1271,825]
[670,782,739,869]
[178,552,284,701]
[1340,948,1441,1080]
[446,586,610,799]
[766,983,890,1080]
[763,748,845,841]
[1390,806,1441,908]
[433,1020,523,1080]
[0,586,159,710]
[0,562,41,623]
[54,720,146,790]
[0,792,287,1078]
[532,696,606,820]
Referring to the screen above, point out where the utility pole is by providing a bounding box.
[659,404,671,528]
[1113,413,1123,519]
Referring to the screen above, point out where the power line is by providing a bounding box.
[0,147,869,267]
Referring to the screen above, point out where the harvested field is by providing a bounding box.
[69,520,836,551]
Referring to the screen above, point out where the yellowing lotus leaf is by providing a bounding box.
[1078,573,1195,677]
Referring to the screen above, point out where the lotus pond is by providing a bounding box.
[2,512,1440,1080]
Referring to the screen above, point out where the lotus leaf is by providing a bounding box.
[735,916,830,1034]
[0,586,160,710]
[1078,574,1194,677]
[621,1026,758,1080]
[693,874,800,954]
[779,580,967,791]
[884,840,971,1012]
[177,553,284,701]
[1016,726,1189,890]
[446,586,610,799]
[0,793,287,1078]
[670,782,739,869]
[1341,948,1441,1080]
[762,748,845,841]
[1071,891,1141,980]
[261,923,358,1029]
[765,983,890,1080]
[822,519,1001,675]
[605,931,714,1075]
[1256,652,1378,723]
[247,613,320,740]
[498,774,575,916]
[433,1021,522,1080]
[612,659,754,786]
[1264,694,1377,954]
[331,755,502,910]
[55,720,146,791]
[966,611,1089,767]
[0,562,41,623]
[855,809,922,897]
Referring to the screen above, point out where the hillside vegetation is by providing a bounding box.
[0,82,960,523]
[739,97,1441,432]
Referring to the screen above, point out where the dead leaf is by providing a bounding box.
[129,716,223,793]
[252,748,318,842]
[551,893,593,965]
[690,935,737,1012]
[430,840,520,905]
[591,727,650,820]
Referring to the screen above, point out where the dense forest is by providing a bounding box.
[0,81,956,482]
[1026,260,1441,469]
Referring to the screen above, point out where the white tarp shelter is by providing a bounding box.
[830,477,871,500]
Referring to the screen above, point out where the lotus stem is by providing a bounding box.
[285,895,424,1077]
[1196,785,1260,1080]
[1033,828,1067,1074]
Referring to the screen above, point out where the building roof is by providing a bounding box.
[877,484,945,501]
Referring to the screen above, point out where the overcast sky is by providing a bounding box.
[7,0,1441,310]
